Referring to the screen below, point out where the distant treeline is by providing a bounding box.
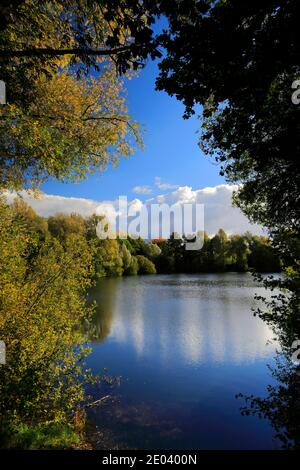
[11,198,281,276]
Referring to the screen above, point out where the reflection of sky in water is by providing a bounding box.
[107,274,276,365]
[87,273,279,449]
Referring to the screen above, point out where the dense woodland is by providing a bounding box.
[8,198,281,277]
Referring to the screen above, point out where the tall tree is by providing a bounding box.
[0,0,155,190]
[153,0,300,342]
[155,0,299,233]
[0,64,141,190]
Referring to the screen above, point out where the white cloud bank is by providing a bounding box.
[153,185,264,235]
[3,184,264,236]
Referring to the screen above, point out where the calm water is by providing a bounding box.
[86,273,280,449]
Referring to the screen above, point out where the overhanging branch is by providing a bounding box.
[0,46,133,59]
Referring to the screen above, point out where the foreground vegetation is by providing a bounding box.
[0,197,96,448]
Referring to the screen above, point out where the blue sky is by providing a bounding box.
[41,59,225,201]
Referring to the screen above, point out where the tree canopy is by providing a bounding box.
[154,0,300,235]
[0,0,160,100]
[0,0,150,190]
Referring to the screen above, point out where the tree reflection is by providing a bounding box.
[238,352,300,449]
[87,279,116,342]
[237,271,300,448]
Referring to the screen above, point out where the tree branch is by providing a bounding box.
[0,45,133,59]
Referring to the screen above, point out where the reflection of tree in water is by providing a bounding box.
[86,279,116,342]
[238,273,300,449]
[238,353,300,449]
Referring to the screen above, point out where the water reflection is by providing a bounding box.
[238,352,300,449]
[91,274,275,365]
[87,273,279,449]
[88,279,116,342]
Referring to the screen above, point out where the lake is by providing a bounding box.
[86,273,280,450]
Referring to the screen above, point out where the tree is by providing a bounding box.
[155,0,299,232]
[120,243,132,272]
[142,242,161,260]
[48,213,86,242]
[11,197,48,240]
[0,198,94,447]
[0,1,154,191]
[191,231,211,272]
[209,229,229,271]
[154,0,299,342]
[85,214,105,241]
[228,235,250,272]
[0,0,160,104]
[248,235,281,272]
[136,255,156,274]
[124,256,139,276]
[94,239,123,277]
[0,68,141,190]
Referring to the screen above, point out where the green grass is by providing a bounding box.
[5,422,80,449]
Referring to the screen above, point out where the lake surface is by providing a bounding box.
[86,273,280,449]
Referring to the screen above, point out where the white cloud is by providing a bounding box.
[128,198,144,213]
[3,190,100,217]
[95,201,120,221]
[154,176,179,190]
[132,185,152,195]
[132,177,180,195]
[2,184,264,236]
[154,184,264,235]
